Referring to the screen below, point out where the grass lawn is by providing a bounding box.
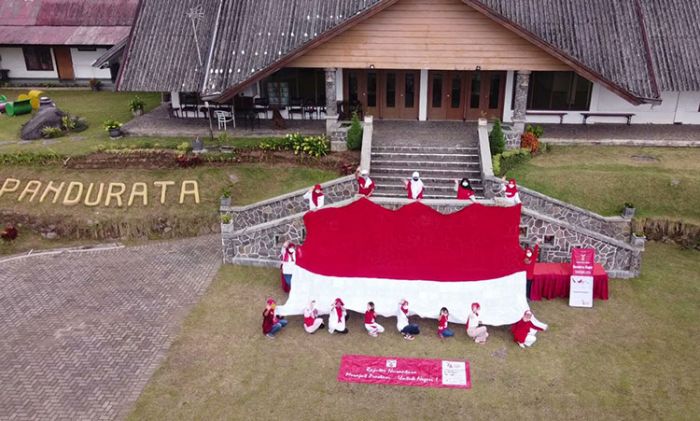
[508,146,700,225]
[128,241,699,420]
[0,164,337,254]
[0,89,289,156]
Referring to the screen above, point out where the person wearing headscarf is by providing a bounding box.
[454,178,477,202]
[364,301,385,337]
[522,238,542,298]
[396,299,420,341]
[466,302,489,344]
[262,298,288,339]
[403,171,424,199]
[328,298,349,334]
[302,184,325,210]
[499,176,521,205]
[438,307,455,338]
[355,166,375,196]
[511,310,548,348]
[280,241,297,292]
[303,300,325,334]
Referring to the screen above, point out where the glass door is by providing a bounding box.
[465,71,506,121]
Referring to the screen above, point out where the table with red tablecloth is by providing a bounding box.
[530,263,609,301]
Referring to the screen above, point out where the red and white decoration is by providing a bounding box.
[277,198,529,326]
[338,354,471,389]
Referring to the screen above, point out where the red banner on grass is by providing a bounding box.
[338,354,471,389]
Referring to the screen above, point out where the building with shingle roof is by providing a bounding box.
[117,0,700,125]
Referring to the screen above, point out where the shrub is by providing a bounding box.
[489,119,506,155]
[103,119,122,131]
[284,132,305,150]
[520,131,540,154]
[176,142,193,154]
[493,148,532,176]
[41,126,64,139]
[61,115,76,131]
[346,112,363,150]
[1,224,18,242]
[221,214,232,224]
[0,151,64,166]
[525,124,544,138]
[175,154,201,168]
[295,135,330,158]
[129,95,145,112]
[221,188,231,198]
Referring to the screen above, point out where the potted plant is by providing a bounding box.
[632,231,646,247]
[220,188,232,207]
[220,213,233,234]
[89,78,102,91]
[622,202,636,218]
[129,95,145,116]
[103,119,123,138]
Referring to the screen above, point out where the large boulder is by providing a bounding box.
[20,107,66,140]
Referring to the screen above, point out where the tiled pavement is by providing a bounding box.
[0,236,222,420]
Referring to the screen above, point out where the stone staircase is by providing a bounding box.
[370,144,484,199]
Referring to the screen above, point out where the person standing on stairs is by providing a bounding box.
[404,171,425,199]
[454,178,477,202]
[355,166,375,197]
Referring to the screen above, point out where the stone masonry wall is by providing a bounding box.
[222,176,356,232]
[484,176,631,242]
[224,198,643,277]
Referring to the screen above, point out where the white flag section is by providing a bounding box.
[569,275,594,308]
[276,266,530,326]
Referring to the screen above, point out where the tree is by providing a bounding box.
[489,119,506,155]
[346,112,363,150]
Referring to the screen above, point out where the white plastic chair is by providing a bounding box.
[214,110,234,130]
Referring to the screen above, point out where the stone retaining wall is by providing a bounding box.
[221,176,357,232]
[223,197,643,277]
[484,176,631,242]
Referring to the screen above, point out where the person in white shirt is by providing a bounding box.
[328,298,348,334]
[302,184,324,210]
[303,300,324,334]
[466,302,489,344]
[396,299,420,341]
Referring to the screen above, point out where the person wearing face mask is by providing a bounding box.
[396,299,420,341]
[280,241,297,292]
[511,310,548,348]
[403,171,424,200]
[328,298,349,334]
[303,300,325,334]
[262,298,288,339]
[498,176,521,205]
[355,166,375,197]
[438,307,455,338]
[454,178,477,202]
[522,238,542,298]
[466,302,489,344]
[302,184,325,210]
[364,301,385,337]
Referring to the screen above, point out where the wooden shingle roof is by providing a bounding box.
[118,0,700,103]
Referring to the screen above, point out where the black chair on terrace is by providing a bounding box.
[254,97,270,119]
[288,98,304,120]
[303,99,317,120]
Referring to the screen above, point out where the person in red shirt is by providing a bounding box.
[511,310,548,348]
[454,178,477,202]
[262,298,288,339]
[497,176,521,205]
[364,301,384,337]
[279,241,297,292]
[302,184,324,210]
[437,307,455,338]
[355,167,375,197]
[522,238,542,298]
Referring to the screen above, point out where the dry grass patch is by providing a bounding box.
[129,242,700,420]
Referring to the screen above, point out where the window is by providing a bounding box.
[23,47,54,71]
[519,226,528,237]
[528,71,592,111]
[469,73,481,108]
[432,73,443,108]
[348,72,359,103]
[543,235,555,246]
[450,75,461,108]
[77,46,97,52]
[385,73,396,108]
[367,72,377,107]
[489,73,501,109]
[405,73,415,108]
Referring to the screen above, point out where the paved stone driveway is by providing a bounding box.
[0,235,221,420]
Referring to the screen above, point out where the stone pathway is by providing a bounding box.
[540,123,700,142]
[0,235,222,420]
[373,120,479,146]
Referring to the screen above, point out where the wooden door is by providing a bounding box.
[427,71,447,120]
[446,72,466,120]
[428,71,467,120]
[399,70,419,120]
[381,70,419,120]
[53,47,75,81]
[465,71,506,121]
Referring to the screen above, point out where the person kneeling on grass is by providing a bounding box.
[466,302,489,344]
[262,298,287,339]
[328,298,349,334]
[303,300,325,334]
[511,310,548,348]
[396,299,420,341]
[438,307,455,338]
[364,301,385,337]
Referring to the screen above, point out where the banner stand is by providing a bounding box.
[569,248,595,308]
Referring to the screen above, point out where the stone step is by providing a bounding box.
[372,191,485,200]
[372,175,483,185]
[370,168,482,177]
[371,159,481,169]
[371,152,480,163]
[375,182,484,192]
[372,145,479,153]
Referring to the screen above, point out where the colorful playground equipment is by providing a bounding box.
[1,90,43,116]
